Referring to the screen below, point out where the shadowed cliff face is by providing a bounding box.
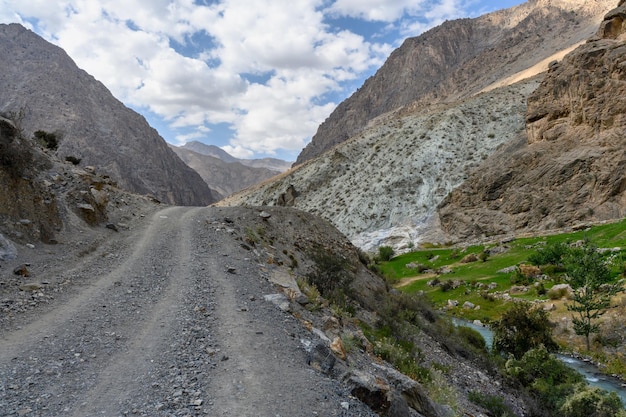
[438,1,626,240]
[295,0,614,166]
[0,24,216,206]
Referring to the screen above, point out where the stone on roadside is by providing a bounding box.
[307,341,336,375]
[263,293,290,312]
[19,283,42,291]
[330,337,347,360]
[13,264,29,277]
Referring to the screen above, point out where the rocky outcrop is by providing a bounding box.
[438,1,626,239]
[0,114,160,244]
[295,0,614,165]
[0,117,62,243]
[0,24,216,206]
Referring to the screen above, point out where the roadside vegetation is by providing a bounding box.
[371,219,626,414]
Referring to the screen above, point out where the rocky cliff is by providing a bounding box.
[295,0,614,165]
[0,115,160,245]
[0,24,216,206]
[438,1,626,239]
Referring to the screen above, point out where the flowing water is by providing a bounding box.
[452,318,626,405]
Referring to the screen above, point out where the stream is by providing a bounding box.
[452,319,626,405]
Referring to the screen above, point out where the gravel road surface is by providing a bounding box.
[0,206,376,417]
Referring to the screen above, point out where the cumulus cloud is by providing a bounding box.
[1,0,496,159]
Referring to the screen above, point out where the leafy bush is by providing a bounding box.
[559,386,624,417]
[34,130,59,150]
[456,326,487,353]
[306,244,354,302]
[505,347,583,413]
[528,242,569,266]
[492,301,558,359]
[378,245,395,261]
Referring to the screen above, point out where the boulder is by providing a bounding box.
[263,293,290,312]
[460,253,479,263]
[330,337,347,360]
[307,341,336,375]
[0,234,17,261]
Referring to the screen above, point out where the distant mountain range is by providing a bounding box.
[170,141,291,199]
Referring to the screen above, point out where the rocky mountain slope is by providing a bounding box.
[0,24,216,206]
[219,79,540,249]
[0,115,160,247]
[296,0,614,165]
[170,145,282,199]
[220,0,619,250]
[438,0,626,240]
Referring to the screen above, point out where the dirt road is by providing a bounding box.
[0,206,375,416]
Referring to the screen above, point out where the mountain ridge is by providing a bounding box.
[295,0,614,166]
[0,23,216,206]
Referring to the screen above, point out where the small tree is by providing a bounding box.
[492,301,558,359]
[565,245,622,351]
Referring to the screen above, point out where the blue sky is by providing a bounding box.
[1,0,525,161]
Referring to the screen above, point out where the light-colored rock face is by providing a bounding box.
[219,79,540,250]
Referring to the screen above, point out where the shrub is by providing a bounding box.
[34,130,59,150]
[373,337,431,382]
[505,347,583,413]
[528,242,569,266]
[559,386,624,417]
[492,301,558,359]
[378,245,395,261]
[456,326,487,353]
[65,156,81,165]
[306,244,354,302]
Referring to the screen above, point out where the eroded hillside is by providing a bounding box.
[218,79,539,249]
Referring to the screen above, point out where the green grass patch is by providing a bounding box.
[378,218,626,322]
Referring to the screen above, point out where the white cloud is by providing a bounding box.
[0,0,492,159]
[328,0,427,22]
